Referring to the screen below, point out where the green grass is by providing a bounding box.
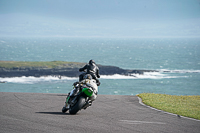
[0,61,84,69]
[137,93,200,120]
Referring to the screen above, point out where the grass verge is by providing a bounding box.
[0,61,84,69]
[137,93,200,120]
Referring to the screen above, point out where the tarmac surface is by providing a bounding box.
[0,92,200,133]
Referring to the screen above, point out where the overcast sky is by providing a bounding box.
[0,0,200,38]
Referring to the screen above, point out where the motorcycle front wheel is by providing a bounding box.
[69,96,85,114]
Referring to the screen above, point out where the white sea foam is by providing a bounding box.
[158,69,200,73]
[100,69,199,80]
[0,76,78,84]
[101,74,136,79]
[1,69,196,84]
[101,72,184,80]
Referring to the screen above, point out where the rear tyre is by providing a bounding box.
[69,96,85,114]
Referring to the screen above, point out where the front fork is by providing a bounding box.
[64,93,70,108]
[64,86,77,107]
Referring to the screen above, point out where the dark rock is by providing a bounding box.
[0,64,157,78]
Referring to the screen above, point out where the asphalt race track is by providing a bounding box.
[0,92,200,133]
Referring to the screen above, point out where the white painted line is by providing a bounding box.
[137,96,200,122]
[119,120,166,125]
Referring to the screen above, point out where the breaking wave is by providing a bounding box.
[0,76,78,84]
[101,69,200,79]
[158,69,200,73]
[101,72,184,79]
[0,69,199,84]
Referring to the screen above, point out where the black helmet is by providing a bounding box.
[89,60,95,65]
[83,74,92,80]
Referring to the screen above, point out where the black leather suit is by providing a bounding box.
[79,60,100,85]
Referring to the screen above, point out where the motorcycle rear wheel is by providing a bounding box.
[69,96,85,114]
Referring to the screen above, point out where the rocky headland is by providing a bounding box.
[0,61,157,77]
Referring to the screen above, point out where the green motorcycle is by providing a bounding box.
[62,85,95,114]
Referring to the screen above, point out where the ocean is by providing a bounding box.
[0,37,200,95]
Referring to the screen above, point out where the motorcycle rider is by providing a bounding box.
[62,74,98,111]
[79,60,100,86]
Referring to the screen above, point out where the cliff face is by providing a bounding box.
[0,64,157,77]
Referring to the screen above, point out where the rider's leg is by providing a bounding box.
[79,73,86,81]
[90,73,100,86]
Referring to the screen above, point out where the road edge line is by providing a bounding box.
[137,96,200,122]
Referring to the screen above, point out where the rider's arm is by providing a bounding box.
[79,64,88,72]
[96,68,100,78]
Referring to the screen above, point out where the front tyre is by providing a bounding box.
[62,107,68,113]
[69,96,85,114]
